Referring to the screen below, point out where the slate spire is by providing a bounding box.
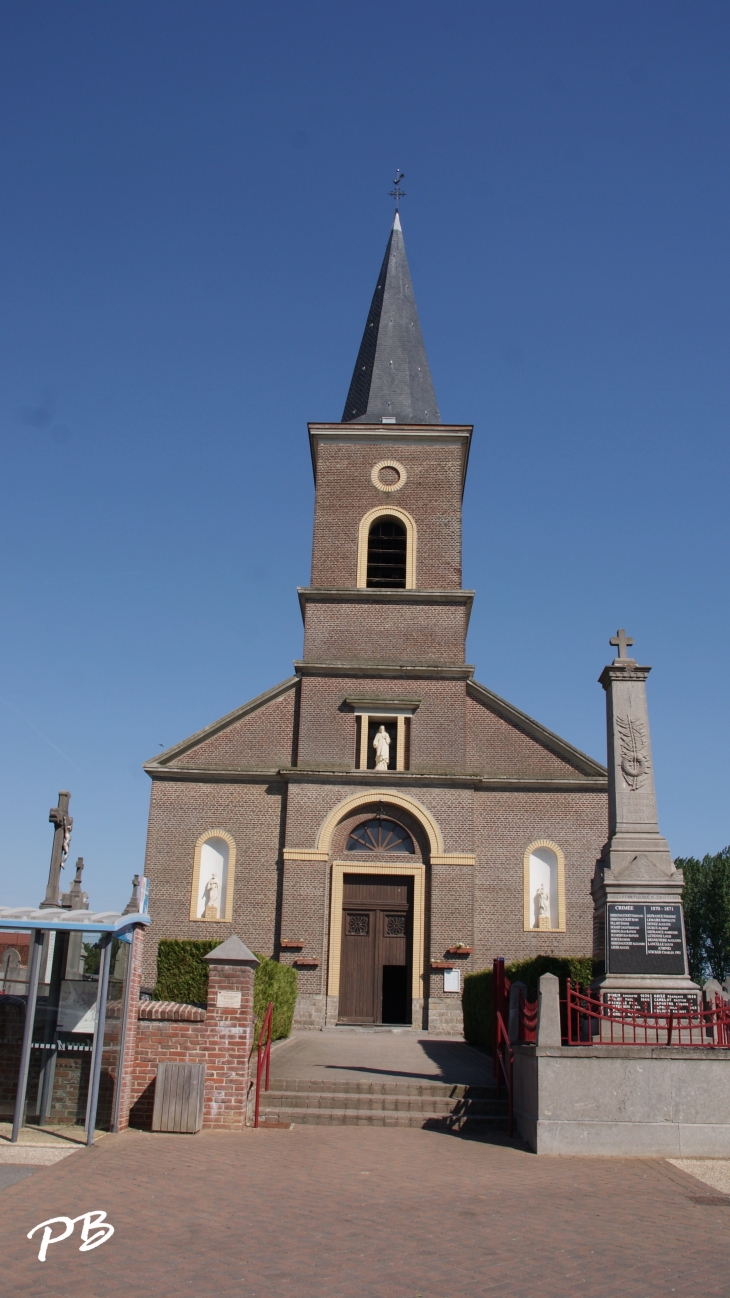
[342,213,440,424]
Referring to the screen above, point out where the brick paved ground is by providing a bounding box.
[1,1123,729,1298]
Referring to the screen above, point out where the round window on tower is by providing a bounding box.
[371,460,407,492]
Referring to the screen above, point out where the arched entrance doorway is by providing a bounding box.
[320,794,439,1028]
[339,818,415,1024]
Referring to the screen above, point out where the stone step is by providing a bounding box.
[264,1090,505,1115]
[260,1107,510,1130]
[267,1078,496,1099]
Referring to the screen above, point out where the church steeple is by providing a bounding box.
[342,213,441,425]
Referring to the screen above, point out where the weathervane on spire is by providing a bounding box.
[389,168,406,210]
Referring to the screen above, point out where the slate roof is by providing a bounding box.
[342,213,440,424]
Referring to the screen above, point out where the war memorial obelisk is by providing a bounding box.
[591,630,700,1011]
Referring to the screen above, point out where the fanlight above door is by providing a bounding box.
[346,818,415,854]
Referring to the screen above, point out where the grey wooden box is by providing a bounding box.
[152,1062,206,1134]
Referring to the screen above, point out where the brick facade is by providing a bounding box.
[142,421,608,1034]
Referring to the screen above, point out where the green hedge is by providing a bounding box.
[154,939,219,1004]
[462,955,595,1050]
[153,940,298,1041]
[252,954,298,1041]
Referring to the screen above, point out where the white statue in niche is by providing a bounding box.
[535,882,550,929]
[197,836,230,921]
[202,872,220,919]
[373,725,391,771]
[529,846,558,930]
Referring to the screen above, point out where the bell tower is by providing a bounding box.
[293,212,473,774]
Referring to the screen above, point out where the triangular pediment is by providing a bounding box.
[613,853,673,881]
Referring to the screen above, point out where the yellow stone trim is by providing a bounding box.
[431,853,476,866]
[282,848,329,862]
[370,459,407,493]
[189,829,236,923]
[356,505,416,589]
[328,860,425,1001]
[315,789,444,857]
[522,839,566,933]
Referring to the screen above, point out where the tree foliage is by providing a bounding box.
[677,847,730,984]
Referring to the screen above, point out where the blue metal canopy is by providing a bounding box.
[0,907,150,934]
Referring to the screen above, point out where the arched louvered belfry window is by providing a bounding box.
[367,517,407,588]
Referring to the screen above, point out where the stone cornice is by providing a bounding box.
[307,422,473,497]
[279,769,607,793]
[343,695,421,711]
[467,679,607,778]
[143,763,607,793]
[598,662,652,690]
[294,661,475,680]
[143,765,284,784]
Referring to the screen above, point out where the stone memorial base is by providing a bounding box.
[513,1043,730,1156]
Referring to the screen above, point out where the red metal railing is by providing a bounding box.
[519,991,538,1043]
[494,1009,514,1136]
[492,957,509,1081]
[565,982,730,1048]
[253,1000,274,1128]
[516,982,730,1048]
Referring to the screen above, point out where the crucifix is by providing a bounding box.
[610,628,634,660]
[40,790,73,909]
[388,168,406,211]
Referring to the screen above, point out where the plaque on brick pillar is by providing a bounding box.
[591,631,700,1010]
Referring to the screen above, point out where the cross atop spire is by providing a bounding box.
[388,168,406,211]
[342,212,440,424]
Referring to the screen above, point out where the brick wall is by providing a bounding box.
[302,601,467,666]
[174,682,298,770]
[465,693,586,779]
[472,789,608,968]
[295,675,467,773]
[310,439,464,590]
[142,779,286,985]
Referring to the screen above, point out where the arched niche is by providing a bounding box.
[189,830,237,923]
[523,840,566,932]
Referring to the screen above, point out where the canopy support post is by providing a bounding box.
[85,933,112,1146]
[11,930,44,1143]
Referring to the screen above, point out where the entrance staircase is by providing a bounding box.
[258,1077,509,1130]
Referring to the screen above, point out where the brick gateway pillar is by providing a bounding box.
[112,934,259,1131]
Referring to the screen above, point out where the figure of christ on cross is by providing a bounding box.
[610,628,634,661]
[40,791,73,909]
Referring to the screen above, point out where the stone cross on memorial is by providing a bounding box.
[609,627,634,660]
[39,790,73,909]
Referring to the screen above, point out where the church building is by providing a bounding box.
[142,212,608,1032]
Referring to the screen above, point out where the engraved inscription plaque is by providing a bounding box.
[606,903,686,975]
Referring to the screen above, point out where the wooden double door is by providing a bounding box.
[338,875,413,1025]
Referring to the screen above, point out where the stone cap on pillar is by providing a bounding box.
[204,936,260,967]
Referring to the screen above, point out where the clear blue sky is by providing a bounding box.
[1,2,728,912]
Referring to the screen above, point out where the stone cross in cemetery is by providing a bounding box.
[591,632,700,1012]
[60,857,89,910]
[39,791,73,909]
